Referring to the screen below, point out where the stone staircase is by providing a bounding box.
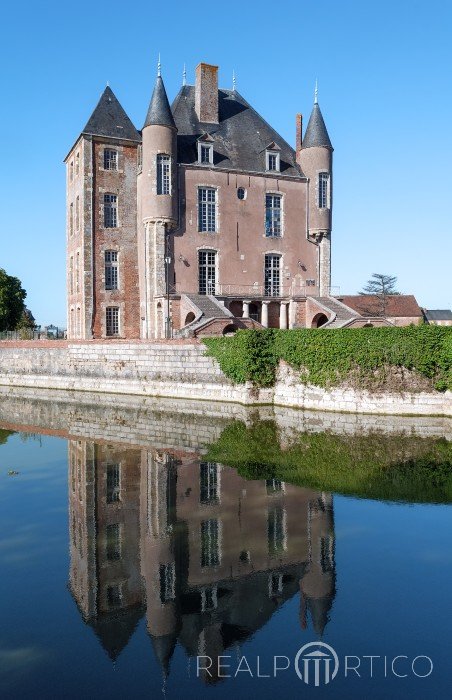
[185,293,233,320]
[313,296,360,328]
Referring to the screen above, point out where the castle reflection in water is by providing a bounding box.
[68,440,336,681]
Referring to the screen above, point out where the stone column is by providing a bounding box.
[242,300,250,319]
[279,302,288,329]
[288,299,296,329]
[261,301,269,328]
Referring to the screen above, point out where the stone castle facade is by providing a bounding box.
[65,62,335,339]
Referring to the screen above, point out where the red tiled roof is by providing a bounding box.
[338,295,422,318]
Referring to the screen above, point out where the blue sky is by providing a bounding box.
[0,0,451,326]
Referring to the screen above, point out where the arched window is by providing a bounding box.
[157,154,171,195]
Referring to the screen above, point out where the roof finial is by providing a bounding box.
[232,69,236,92]
[182,63,187,86]
[314,79,318,104]
[157,53,161,77]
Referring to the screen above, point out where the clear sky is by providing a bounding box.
[0,0,451,326]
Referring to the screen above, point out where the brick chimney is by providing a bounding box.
[195,63,219,124]
[296,113,303,152]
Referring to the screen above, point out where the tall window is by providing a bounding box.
[318,172,329,208]
[107,463,120,503]
[75,152,80,176]
[198,250,217,295]
[264,254,281,297]
[159,562,176,603]
[69,161,74,182]
[198,187,217,232]
[106,523,121,561]
[75,252,80,293]
[69,256,74,295]
[104,194,117,228]
[107,584,122,608]
[157,154,171,194]
[75,196,80,230]
[201,519,220,567]
[266,479,283,495]
[265,194,282,236]
[200,462,219,504]
[137,145,142,173]
[267,506,286,555]
[105,250,118,290]
[104,149,118,170]
[69,202,74,236]
[106,307,119,336]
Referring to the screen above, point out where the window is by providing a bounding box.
[265,194,282,236]
[201,519,220,568]
[159,562,176,603]
[237,187,246,200]
[75,152,80,176]
[199,143,213,164]
[266,150,280,172]
[107,584,122,608]
[198,250,217,295]
[106,523,121,561]
[75,252,80,293]
[318,172,329,209]
[264,254,281,297]
[105,250,118,290]
[69,161,74,182]
[75,196,80,231]
[267,506,286,555]
[200,462,219,504]
[107,463,120,503]
[266,479,283,494]
[69,202,74,236]
[320,535,334,573]
[104,149,118,170]
[201,585,218,611]
[137,145,142,173]
[104,193,117,228]
[69,256,74,295]
[198,187,217,232]
[106,307,119,336]
[156,154,171,195]
[268,573,283,597]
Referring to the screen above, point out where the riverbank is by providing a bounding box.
[0,338,450,416]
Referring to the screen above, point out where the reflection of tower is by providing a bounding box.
[300,493,336,636]
[68,441,143,660]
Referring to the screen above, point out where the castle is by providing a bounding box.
[65,61,337,339]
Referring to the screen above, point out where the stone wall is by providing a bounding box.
[0,341,450,417]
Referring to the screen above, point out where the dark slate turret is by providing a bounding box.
[82,86,141,142]
[301,102,333,150]
[144,76,176,129]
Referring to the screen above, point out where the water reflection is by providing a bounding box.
[68,441,336,679]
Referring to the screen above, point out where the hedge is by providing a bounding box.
[203,325,452,391]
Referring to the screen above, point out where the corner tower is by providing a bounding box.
[137,63,178,338]
[297,86,333,296]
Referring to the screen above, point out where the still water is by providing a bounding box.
[0,394,451,699]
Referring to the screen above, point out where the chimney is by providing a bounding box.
[195,63,219,124]
[296,113,303,152]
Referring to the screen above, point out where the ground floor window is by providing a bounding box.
[106,306,119,336]
[264,254,281,297]
[198,250,217,295]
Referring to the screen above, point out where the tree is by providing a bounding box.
[16,307,36,330]
[0,268,28,331]
[358,273,400,317]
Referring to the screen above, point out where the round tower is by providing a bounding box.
[137,64,178,338]
[297,86,333,297]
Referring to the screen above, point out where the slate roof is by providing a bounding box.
[339,295,423,318]
[82,86,141,143]
[171,85,303,177]
[301,103,333,150]
[144,76,176,129]
[423,309,452,321]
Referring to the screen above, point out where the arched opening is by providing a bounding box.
[222,324,238,336]
[363,322,374,328]
[184,311,196,325]
[228,300,243,317]
[311,313,329,328]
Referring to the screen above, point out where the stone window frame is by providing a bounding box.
[101,301,124,338]
[101,190,119,229]
[103,248,120,291]
[69,160,74,183]
[317,171,330,209]
[105,305,120,337]
[156,153,171,195]
[264,251,283,297]
[75,195,80,231]
[69,202,74,237]
[266,149,280,173]
[102,148,119,172]
[197,245,220,295]
[197,185,219,233]
[75,152,80,176]
[264,190,284,238]
[198,142,213,165]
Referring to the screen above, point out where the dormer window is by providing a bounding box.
[197,134,214,165]
[265,142,281,172]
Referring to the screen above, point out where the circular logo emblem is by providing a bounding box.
[294,642,339,686]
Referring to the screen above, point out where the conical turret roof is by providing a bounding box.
[82,86,141,142]
[144,76,176,129]
[302,103,333,150]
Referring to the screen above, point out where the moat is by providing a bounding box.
[0,392,451,699]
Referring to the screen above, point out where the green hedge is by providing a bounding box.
[203,326,452,391]
[206,420,452,504]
